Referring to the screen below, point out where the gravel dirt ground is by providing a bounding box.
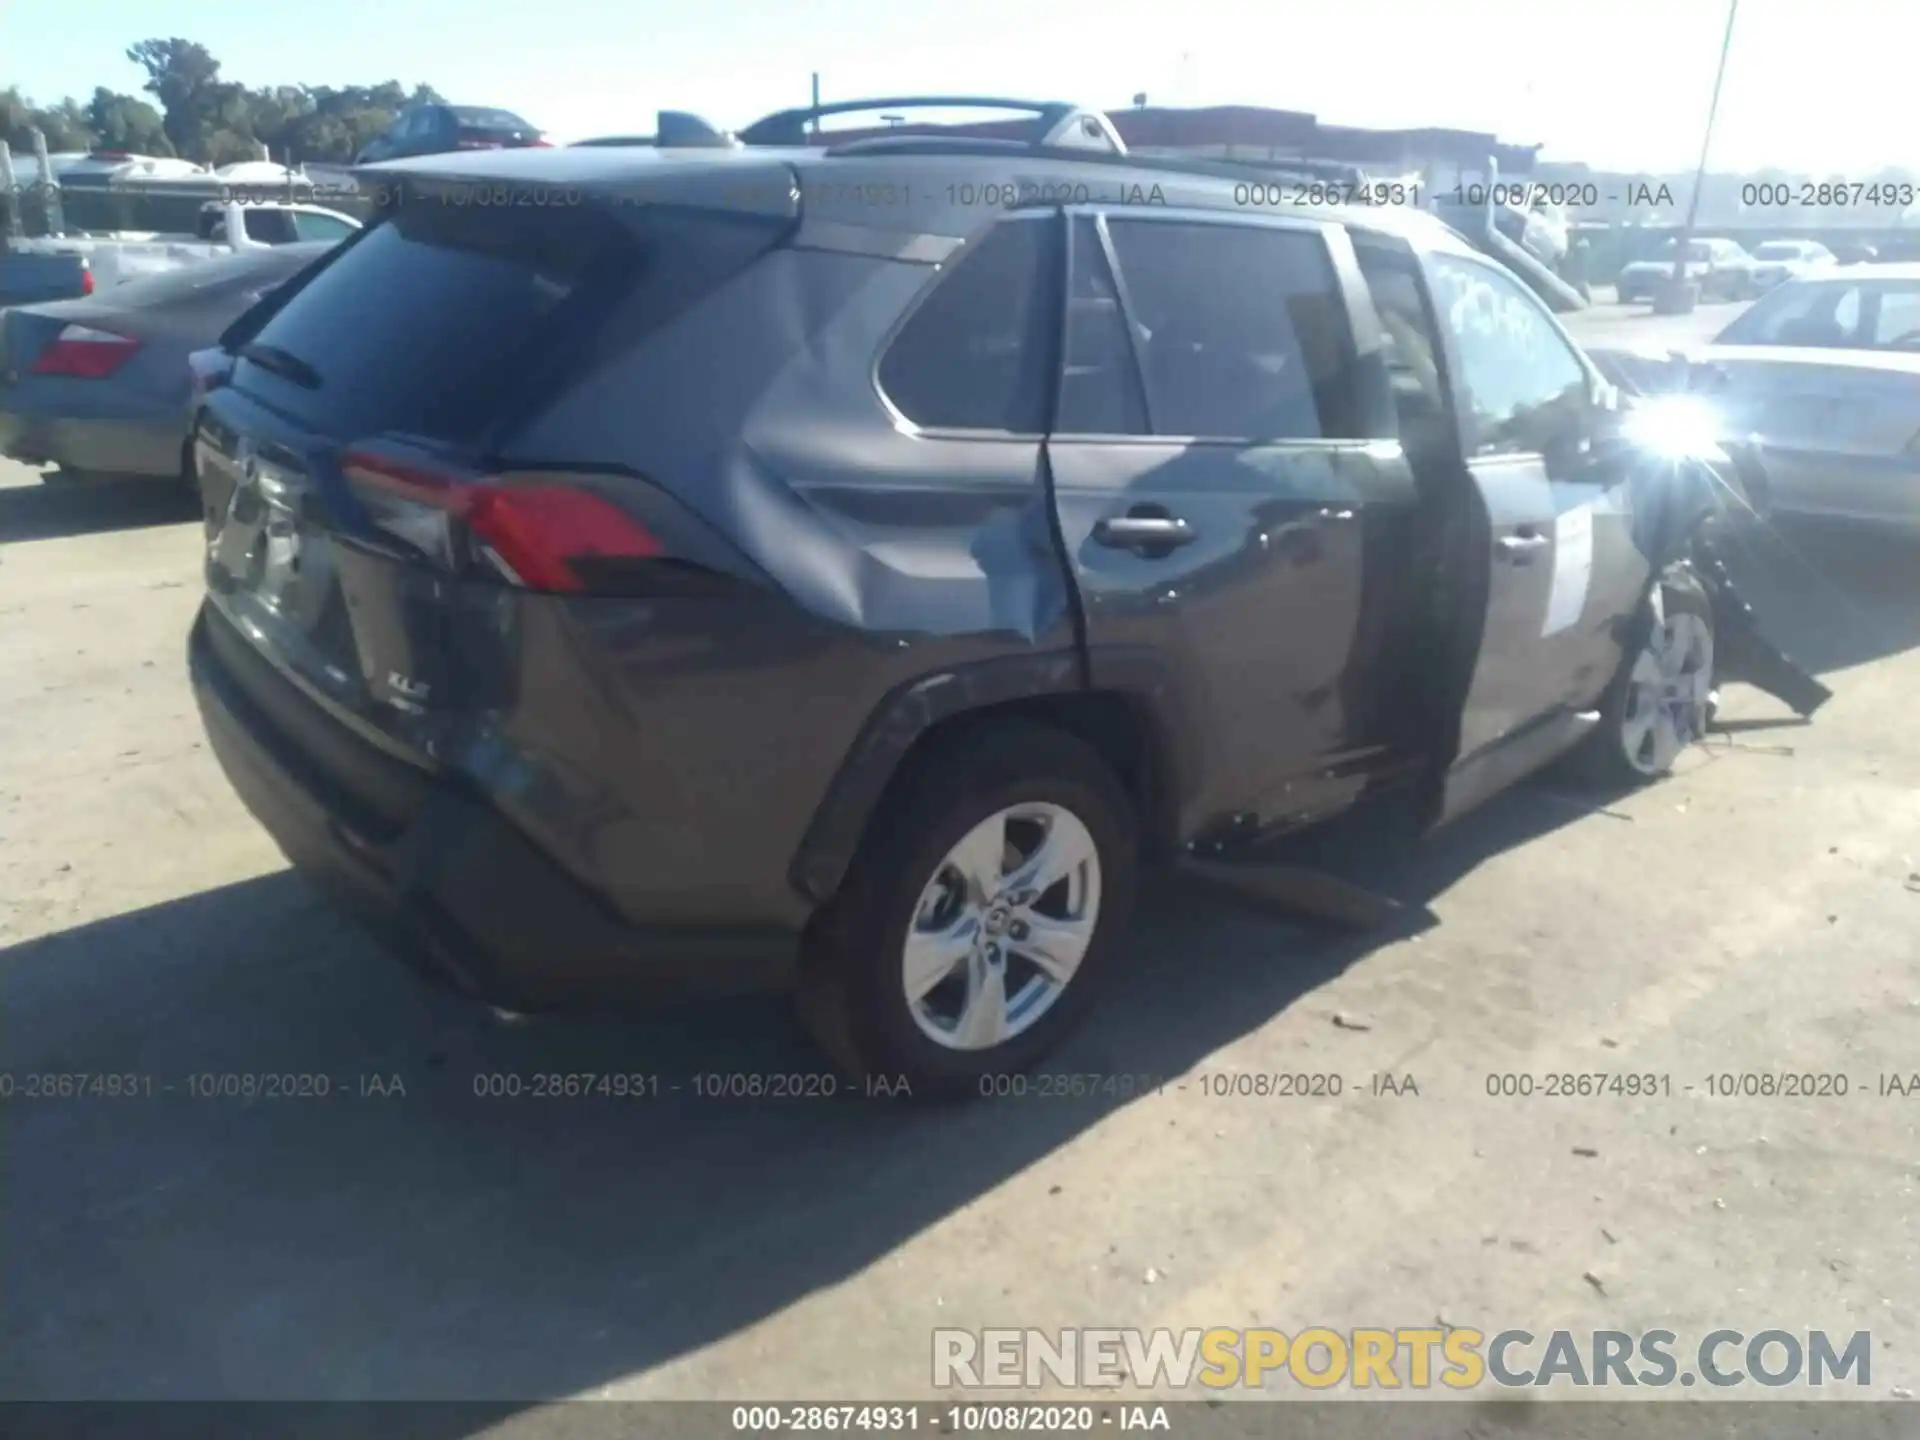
[3,298,1918,1421]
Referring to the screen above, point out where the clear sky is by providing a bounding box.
[2,0,1913,174]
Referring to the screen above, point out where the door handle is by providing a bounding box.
[1497,531,1550,563]
[1093,514,1196,554]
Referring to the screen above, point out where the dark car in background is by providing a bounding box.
[1616,237,1759,303]
[1,241,330,485]
[185,100,1770,1098]
[352,104,549,164]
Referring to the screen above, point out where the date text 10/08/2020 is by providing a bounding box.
[1483,1073,1920,1099]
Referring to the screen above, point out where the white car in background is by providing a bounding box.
[1748,239,1837,292]
[1683,263,1920,535]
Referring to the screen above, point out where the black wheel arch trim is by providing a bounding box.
[787,645,1194,906]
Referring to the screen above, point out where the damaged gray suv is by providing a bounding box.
[186,99,1817,1097]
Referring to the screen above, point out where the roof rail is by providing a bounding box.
[826,136,1046,158]
[737,96,1127,155]
[800,133,1375,194]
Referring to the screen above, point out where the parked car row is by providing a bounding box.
[0,199,359,309]
[1588,262,1920,536]
[1,242,333,483]
[1614,235,1847,303]
[169,96,1824,1096]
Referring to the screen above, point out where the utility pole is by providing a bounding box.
[1659,0,1739,313]
[810,72,821,136]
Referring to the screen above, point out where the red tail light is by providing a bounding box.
[30,324,140,379]
[344,450,663,592]
[80,264,95,297]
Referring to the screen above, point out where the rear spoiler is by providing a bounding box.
[350,152,801,222]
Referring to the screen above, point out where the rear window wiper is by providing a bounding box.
[240,342,322,389]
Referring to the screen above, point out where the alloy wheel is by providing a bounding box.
[901,802,1103,1051]
[1620,596,1715,776]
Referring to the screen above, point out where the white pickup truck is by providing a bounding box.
[2,200,360,298]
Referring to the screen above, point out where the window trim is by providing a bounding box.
[870,208,1062,440]
[1420,243,1598,462]
[1046,212,1157,439]
[1059,205,1380,447]
[1350,230,1466,454]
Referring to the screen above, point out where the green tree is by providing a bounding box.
[8,44,448,167]
[84,87,172,154]
[125,37,226,158]
[1,86,95,153]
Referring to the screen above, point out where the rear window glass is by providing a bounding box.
[453,107,534,130]
[235,201,636,445]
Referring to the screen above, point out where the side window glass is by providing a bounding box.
[294,213,354,243]
[878,217,1056,433]
[1352,239,1449,441]
[1105,219,1356,440]
[1427,252,1587,457]
[1871,288,1920,347]
[1057,218,1147,435]
[242,210,297,245]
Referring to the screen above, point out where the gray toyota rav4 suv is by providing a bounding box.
[187,99,1744,1097]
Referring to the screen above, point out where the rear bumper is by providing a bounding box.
[188,604,801,1010]
[0,406,181,479]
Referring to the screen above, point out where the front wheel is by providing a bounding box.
[1568,568,1716,787]
[796,722,1138,1101]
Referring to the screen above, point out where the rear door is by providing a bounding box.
[1046,208,1416,840]
[1421,245,1646,821]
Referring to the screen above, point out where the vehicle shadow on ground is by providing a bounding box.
[0,782,1588,1413]
[0,475,198,543]
[1718,519,1920,675]
[0,516,1897,1418]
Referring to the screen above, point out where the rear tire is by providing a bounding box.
[1567,566,1716,788]
[796,722,1138,1102]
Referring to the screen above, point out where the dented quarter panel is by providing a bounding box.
[452,225,1081,927]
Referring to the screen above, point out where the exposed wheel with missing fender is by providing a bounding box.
[1568,566,1716,788]
[796,722,1138,1101]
